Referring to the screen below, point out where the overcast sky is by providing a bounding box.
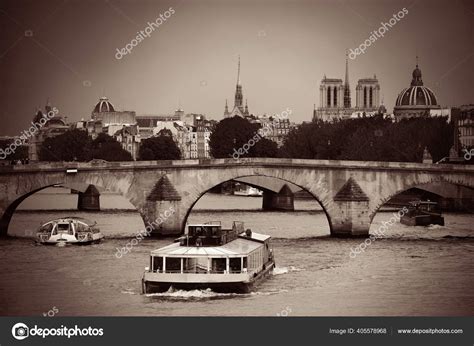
[0,0,472,135]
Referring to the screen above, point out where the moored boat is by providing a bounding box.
[36,217,103,245]
[142,221,274,294]
[233,185,263,197]
[400,201,445,226]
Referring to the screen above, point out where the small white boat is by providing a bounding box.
[36,217,103,245]
[142,221,274,294]
[234,185,263,197]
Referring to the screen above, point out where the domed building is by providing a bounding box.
[93,96,115,113]
[393,60,442,119]
[91,96,135,127]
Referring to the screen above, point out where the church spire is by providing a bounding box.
[234,55,244,110]
[237,55,241,86]
[344,50,351,108]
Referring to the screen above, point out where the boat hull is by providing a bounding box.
[143,261,274,294]
[400,214,444,226]
[37,233,104,245]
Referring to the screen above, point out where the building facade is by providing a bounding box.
[314,54,381,121]
[113,125,141,160]
[455,105,474,148]
[28,102,70,161]
[354,77,380,116]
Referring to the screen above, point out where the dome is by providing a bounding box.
[93,97,115,113]
[395,85,438,106]
[395,62,438,107]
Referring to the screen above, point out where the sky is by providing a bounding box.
[0,0,473,136]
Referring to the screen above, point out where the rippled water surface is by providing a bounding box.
[1,189,473,316]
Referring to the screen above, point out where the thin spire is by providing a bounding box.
[344,49,349,86]
[343,50,351,108]
[237,55,241,85]
[416,55,419,67]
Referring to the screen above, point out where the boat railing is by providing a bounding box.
[154,269,248,274]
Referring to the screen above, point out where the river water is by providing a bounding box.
[0,188,473,316]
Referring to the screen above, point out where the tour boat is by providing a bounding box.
[142,221,275,294]
[234,185,263,197]
[36,217,104,245]
[400,201,445,226]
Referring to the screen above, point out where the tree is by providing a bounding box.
[250,137,279,158]
[281,117,454,163]
[139,136,181,160]
[91,133,132,161]
[210,116,259,158]
[39,129,92,161]
[209,116,280,158]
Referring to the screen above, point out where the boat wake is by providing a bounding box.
[272,266,302,276]
[146,288,242,299]
[145,287,288,300]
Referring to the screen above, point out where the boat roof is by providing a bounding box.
[151,233,269,257]
[240,232,271,242]
[43,217,96,226]
[409,201,438,205]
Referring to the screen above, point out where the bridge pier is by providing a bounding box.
[262,185,294,211]
[330,201,371,237]
[330,177,371,237]
[142,201,183,236]
[77,185,101,211]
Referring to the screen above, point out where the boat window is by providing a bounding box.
[153,256,163,272]
[229,258,241,272]
[242,257,247,269]
[195,227,203,236]
[39,223,53,233]
[211,258,226,273]
[166,257,181,273]
[57,223,70,232]
[183,258,197,273]
[75,222,87,233]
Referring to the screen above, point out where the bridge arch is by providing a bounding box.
[369,176,474,222]
[0,176,145,237]
[180,174,333,234]
[368,177,474,229]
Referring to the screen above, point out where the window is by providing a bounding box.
[166,257,181,273]
[153,256,163,272]
[211,258,226,273]
[229,258,241,272]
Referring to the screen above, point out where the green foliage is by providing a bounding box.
[138,136,181,160]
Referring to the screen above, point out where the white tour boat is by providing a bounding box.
[142,221,274,294]
[233,185,263,197]
[36,217,103,245]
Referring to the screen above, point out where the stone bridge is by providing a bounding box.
[0,158,472,237]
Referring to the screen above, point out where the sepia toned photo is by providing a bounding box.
[0,0,473,332]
